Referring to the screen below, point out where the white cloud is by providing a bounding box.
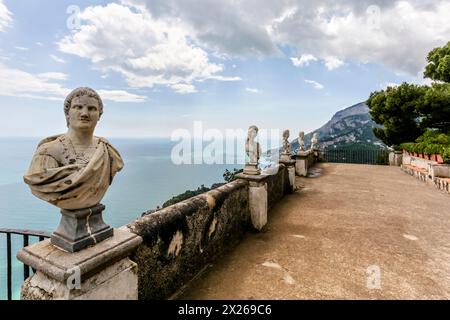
[204,75,242,82]
[290,54,317,67]
[170,83,197,94]
[0,63,146,102]
[272,1,450,75]
[50,54,66,64]
[122,0,281,58]
[0,0,12,32]
[38,72,69,81]
[97,90,147,102]
[125,0,450,75]
[304,79,324,90]
[245,87,260,93]
[36,42,44,47]
[58,3,240,94]
[324,56,344,70]
[15,46,29,51]
[0,63,70,100]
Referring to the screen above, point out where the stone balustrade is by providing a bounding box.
[16,128,320,300]
[401,152,450,195]
[127,162,298,300]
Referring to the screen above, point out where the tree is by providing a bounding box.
[417,83,450,133]
[367,41,450,147]
[424,41,450,83]
[223,168,242,183]
[367,83,427,148]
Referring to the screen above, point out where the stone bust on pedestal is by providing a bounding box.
[23,87,124,252]
[310,133,318,151]
[244,125,262,175]
[280,129,291,161]
[298,131,305,153]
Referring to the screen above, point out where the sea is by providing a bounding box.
[0,137,249,300]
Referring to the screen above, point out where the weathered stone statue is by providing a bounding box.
[244,125,261,175]
[310,133,318,150]
[23,87,124,252]
[298,131,305,153]
[280,129,291,161]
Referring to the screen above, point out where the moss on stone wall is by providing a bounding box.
[127,179,249,300]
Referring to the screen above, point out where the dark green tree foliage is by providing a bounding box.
[417,83,450,132]
[161,168,243,208]
[367,83,426,148]
[424,41,450,83]
[367,41,450,147]
[162,184,210,208]
[223,168,242,183]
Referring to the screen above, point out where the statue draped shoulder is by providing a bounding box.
[24,134,124,210]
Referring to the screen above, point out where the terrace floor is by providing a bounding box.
[179,163,450,299]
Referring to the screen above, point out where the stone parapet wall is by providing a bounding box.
[126,164,293,300]
[126,179,249,300]
[265,164,289,209]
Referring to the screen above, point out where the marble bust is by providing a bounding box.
[244,125,261,175]
[298,131,305,153]
[23,87,124,252]
[310,133,318,150]
[280,129,291,161]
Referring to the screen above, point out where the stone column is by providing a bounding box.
[236,173,269,231]
[389,151,403,166]
[17,227,142,300]
[295,151,310,177]
[279,159,296,192]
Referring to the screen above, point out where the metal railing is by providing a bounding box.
[0,228,50,300]
[322,149,389,165]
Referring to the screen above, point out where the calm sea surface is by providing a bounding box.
[0,137,244,299]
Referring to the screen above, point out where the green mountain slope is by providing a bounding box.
[292,102,387,151]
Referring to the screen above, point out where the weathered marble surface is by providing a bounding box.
[18,228,142,300]
[23,87,124,252]
[24,134,123,210]
[244,125,262,175]
[280,129,291,161]
[23,87,123,210]
[298,131,305,153]
[310,133,318,150]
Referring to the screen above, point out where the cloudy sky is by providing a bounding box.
[0,0,448,137]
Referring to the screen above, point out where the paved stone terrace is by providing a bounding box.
[180,163,450,299]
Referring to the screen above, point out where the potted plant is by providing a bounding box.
[443,147,450,164]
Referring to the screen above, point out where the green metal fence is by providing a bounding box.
[322,149,389,165]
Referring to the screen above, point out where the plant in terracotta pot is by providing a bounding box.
[443,147,450,164]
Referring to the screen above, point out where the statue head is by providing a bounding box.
[282,129,290,140]
[247,125,258,141]
[64,87,104,129]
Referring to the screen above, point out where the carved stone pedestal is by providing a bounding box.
[389,151,403,167]
[279,159,296,192]
[295,151,310,177]
[236,173,268,231]
[280,153,291,162]
[17,228,142,300]
[243,163,261,175]
[51,204,113,253]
